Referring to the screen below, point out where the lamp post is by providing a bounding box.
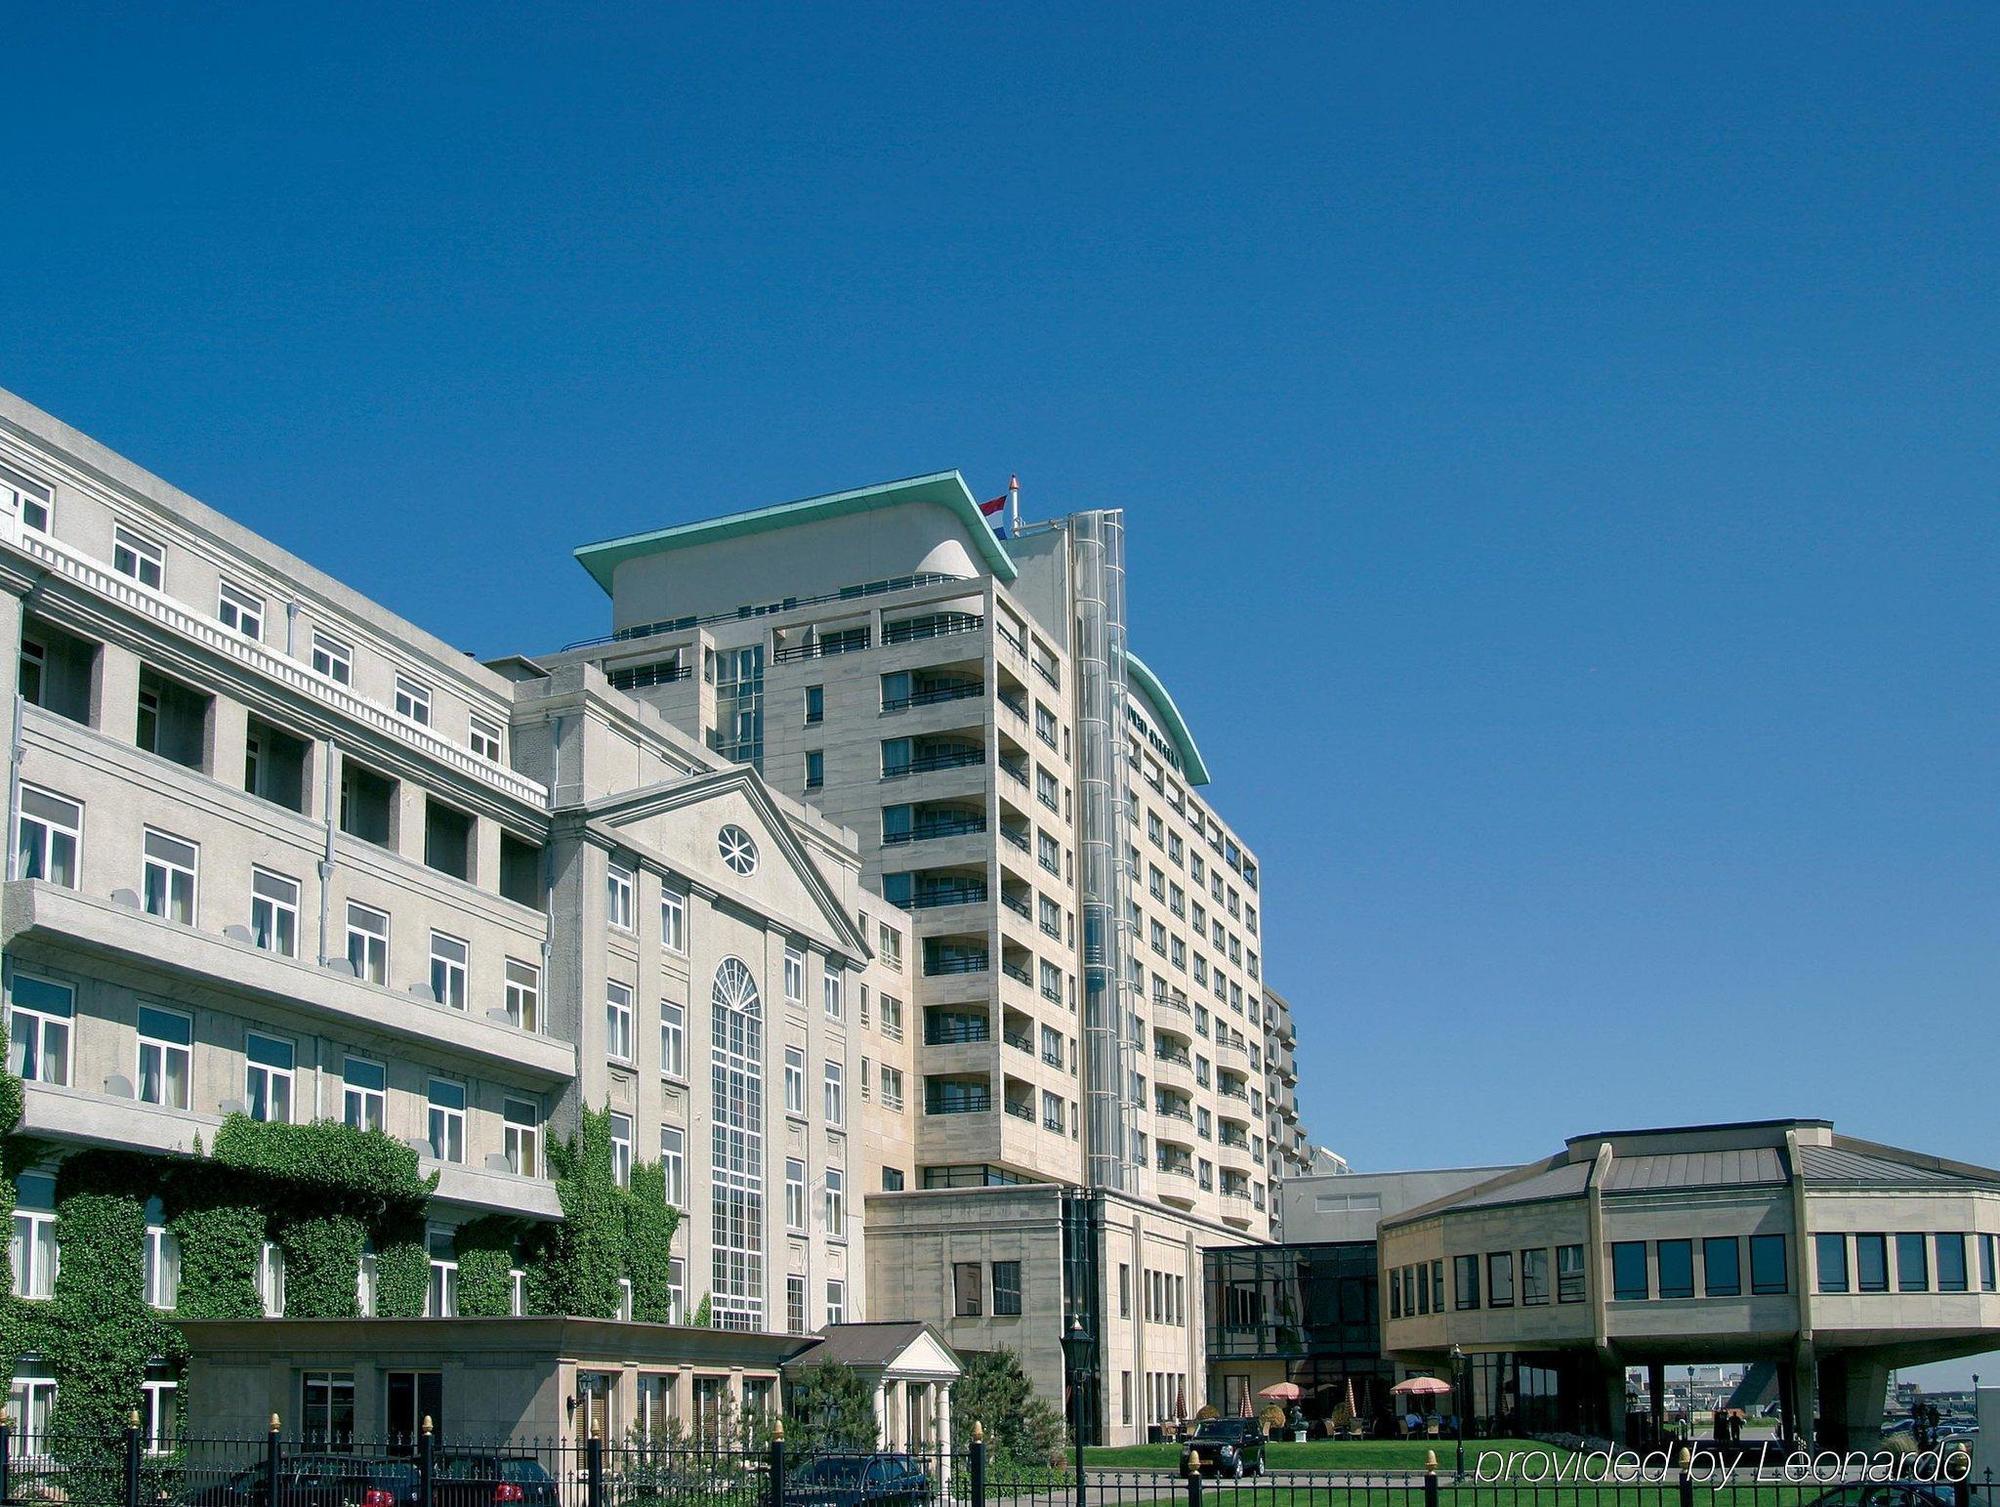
[1687,1367,1697,1442]
[1449,1344,1465,1479]
[1061,1316,1094,1507]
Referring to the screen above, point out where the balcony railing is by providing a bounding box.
[924,1015,991,1045]
[997,688,1027,719]
[1154,1048,1192,1070]
[882,813,988,846]
[999,825,1029,851]
[881,680,984,712]
[1002,1028,1034,1055]
[773,629,870,663]
[1000,959,1032,987]
[924,951,989,977]
[563,570,975,651]
[884,748,984,778]
[996,623,1026,657]
[998,757,1027,785]
[927,1085,993,1115]
[606,661,692,691]
[1155,1103,1194,1124]
[1032,658,1060,689]
[911,883,988,910]
[1000,891,1031,920]
[884,612,984,645]
[1042,1049,1065,1069]
[1003,1098,1034,1122]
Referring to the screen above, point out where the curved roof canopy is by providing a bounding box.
[574,470,1018,594]
[1124,650,1212,786]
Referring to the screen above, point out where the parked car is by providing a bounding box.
[786,1453,933,1507]
[1180,1419,1266,1479]
[432,1453,561,1507]
[1803,1486,1961,1507]
[183,1456,421,1507]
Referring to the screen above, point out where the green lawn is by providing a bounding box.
[1083,1439,1563,1472]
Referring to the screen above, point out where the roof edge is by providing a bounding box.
[1125,650,1212,786]
[573,471,1018,595]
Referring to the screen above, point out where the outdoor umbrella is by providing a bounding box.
[1259,1383,1303,1401]
[1391,1377,1453,1397]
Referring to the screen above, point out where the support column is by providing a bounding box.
[94,640,141,744]
[1795,1345,1818,1450]
[393,779,427,865]
[1648,1363,1666,1444]
[208,694,249,792]
[1777,1362,1796,1446]
[1832,1354,1891,1451]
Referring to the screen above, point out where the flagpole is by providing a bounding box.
[1008,473,1020,535]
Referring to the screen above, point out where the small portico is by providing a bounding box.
[785,1322,962,1455]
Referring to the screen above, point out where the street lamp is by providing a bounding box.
[1449,1343,1465,1479]
[1061,1316,1095,1507]
[1687,1367,1697,1442]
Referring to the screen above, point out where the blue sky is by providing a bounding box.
[3,4,1995,1257]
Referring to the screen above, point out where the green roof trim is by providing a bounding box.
[1124,650,1212,786]
[573,470,1018,594]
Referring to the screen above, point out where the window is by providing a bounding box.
[784,947,805,1009]
[217,581,264,640]
[427,1077,466,1162]
[429,932,468,1009]
[610,1112,633,1187]
[824,1060,844,1126]
[786,1158,807,1231]
[1453,1254,1480,1310]
[787,1274,807,1335]
[141,1364,176,1454]
[136,1004,192,1110]
[878,925,902,972]
[259,1242,287,1317]
[16,786,81,887]
[823,964,843,1020]
[1750,1233,1788,1295]
[345,903,389,984]
[826,1279,845,1326]
[882,1167,905,1191]
[606,981,634,1063]
[825,1166,845,1235]
[142,828,198,924]
[1656,1239,1694,1299]
[1815,1234,1850,1294]
[469,715,503,763]
[1856,1233,1889,1292]
[426,1229,458,1318]
[504,1098,540,1177]
[804,686,824,725]
[805,750,824,790]
[1611,1241,1649,1301]
[1487,1250,1515,1306]
[954,1261,983,1316]
[394,675,431,726]
[299,1369,354,1447]
[1704,1236,1741,1297]
[607,863,635,930]
[505,958,540,1032]
[343,1056,386,1132]
[1119,1263,1131,1318]
[880,1065,904,1110]
[718,823,758,875]
[709,957,765,1330]
[311,630,353,685]
[661,888,687,954]
[1979,1233,1997,1292]
[1896,1232,1929,1292]
[993,1260,1022,1316]
[143,1203,180,1309]
[250,868,299,956]
[660,1000,686,1078]
[1937,1234,1969,1293]
[113,526,164,589]
[660,1125,684,1207]
[784,1046,805,1114]
[2,462,52,532]
[245,1033,295,1123]
[1520,1247,1550,1305]
[11,1174,58,1299]
[880,993,904,1040]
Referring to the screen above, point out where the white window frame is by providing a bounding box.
[610,1111,633,1187]
[785,1158,807,1232]
[343,1054,386,1132]
[881,1064,904,1111]
[469,714,503,763]
[660,886,687,954]
[505,958,540,1032]
[660,1125,684,1207]
[112,526,164,590]
[245,1031,295,1124]
[217,580,265,641]
[784,1045,805,1115]
[394,674,432,727]
[427,1076,466,1163]
[15,786,81,888]
[250,867,300,957]
[143,1222,180,1309]
[136,1003,192,1111]
[783,946,804,1009]
[823,964,843,1021]
[659,999,685,1079]
[258,1240,286,1317]
[607,862,635,931]
[606,981,634,1064]
[11,1205,59,1299]
[142,827,198,925]
[826,1278,846,1326]
[345,902,389,984]
[311,630,353,686]
[1,461,52,533]
[825,1166,846,1237]
[504,1097,540,1178]
[823,1060,844,1127]
[428,931,469,1010]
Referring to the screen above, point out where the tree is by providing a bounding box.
[783,1361,879,1454]
[953,1349,1065,1468]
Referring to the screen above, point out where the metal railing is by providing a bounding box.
[883,748,985,778]
[911,883,989,910]
[881,680,984,712]
[923,950,989,976]
[772,630,870,663]
[883,612,984,645]
[882,814,987,844]
[606,660,692,691]
[562,569,974,651]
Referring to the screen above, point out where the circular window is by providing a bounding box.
[718,823,758,876]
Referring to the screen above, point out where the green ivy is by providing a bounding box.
[168,1194,265,1320]
[278,1215,366,1319]
[624,1163,681,1322]
[453,1216,520,1318]
[526,1108,623,1319]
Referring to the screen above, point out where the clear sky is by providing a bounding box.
[3,3,1995,1311]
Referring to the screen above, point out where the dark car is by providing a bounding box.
[1181,1420,1266,1479]
[432,1454,561,1507]
[786,1453,933,1507]
[182,1456,421,1507]
[1804,1487,1960,1507]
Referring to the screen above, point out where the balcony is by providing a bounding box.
[997,687,1027,720]
[999,824,1030,853]
[1216,1037,1252,1074]
[1219,1188,1254,1227]
[882,811,987,846]
[1000,890,1031,921]
[924,1011,991,1046]
[1152,987,1193,1022]
[925,1079,992,1115]
[923,946,989,977]
[1156,1161,1197,1207]
[882,677,984,713]
[1000,957,1032,988]
[884,746,984,779]
[1153,1049,1195,1094]
[565,569,975,651]
[1002,1026,1034,1055]
[884,611,984,646]
[909,880,989,911]
[1003,1096,1034,1123]
[773,626,871,663]
[605,660,691,692]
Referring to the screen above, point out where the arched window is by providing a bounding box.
[710,957,765,1329]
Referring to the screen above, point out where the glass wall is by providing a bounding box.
[1205,1242,1389,1428]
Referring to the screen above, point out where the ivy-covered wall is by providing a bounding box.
[0,1080,684,1452]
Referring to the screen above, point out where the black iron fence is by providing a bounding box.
[3,1425,1993,1507]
